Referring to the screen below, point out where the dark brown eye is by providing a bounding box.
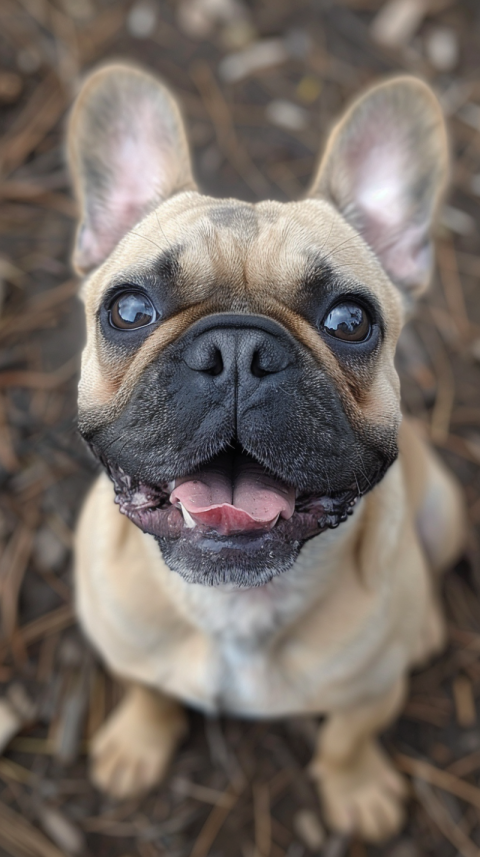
[322,302,371,342]
[109,292,156,330]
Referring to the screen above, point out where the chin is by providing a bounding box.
[103,444,360,587]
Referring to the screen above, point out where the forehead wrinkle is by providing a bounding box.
[244,218,298,295]
[193,217,249,294]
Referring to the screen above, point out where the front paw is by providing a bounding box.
[312,742,407,843]
[89,691,187,800]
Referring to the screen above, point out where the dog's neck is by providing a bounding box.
[149,497,366,648]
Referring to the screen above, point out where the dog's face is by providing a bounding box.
[68,65,447,586]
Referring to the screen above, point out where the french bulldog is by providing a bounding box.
[69,63,466,842]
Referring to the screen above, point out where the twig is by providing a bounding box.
[191,60,270,197]
[190,785,242,857]
[0,524,34,640]
[0,799,65,857]
[396,753,480,809]
[447,749,480,779]
[0,604,75,663]
[413,778,480,857]
[437,238,472,342]
[0,356,79,390]
[253,781,271,857]
[0,74,66,177]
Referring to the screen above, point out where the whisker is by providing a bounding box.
[155,208,169,246]
[130,230,164,253]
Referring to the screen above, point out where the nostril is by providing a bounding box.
[251,349,270,378]
[205,347,223,377]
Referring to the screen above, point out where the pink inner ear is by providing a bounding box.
[76,103,181,271]
[356,145,405,229]
[341,129,432,292]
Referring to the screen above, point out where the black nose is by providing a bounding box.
[183,314,294,388]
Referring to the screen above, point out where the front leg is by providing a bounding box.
[90,682,188,800]
[311,678,407,843]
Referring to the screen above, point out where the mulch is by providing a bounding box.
[1,1,480,855]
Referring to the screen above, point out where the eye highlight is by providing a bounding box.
[109,292,157,330]
[321,301,371,343]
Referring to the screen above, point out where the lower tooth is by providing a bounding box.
[179,503,196,529]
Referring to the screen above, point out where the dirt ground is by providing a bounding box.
[1,1,480,855]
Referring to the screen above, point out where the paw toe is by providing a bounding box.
[315,746,407,843]
[353,788,405,842]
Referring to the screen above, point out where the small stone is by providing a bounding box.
[0,686,35,755]
[297,75,321,104]
[284,27,311,60]
[439,80,473,117]
[60,0,95,21]
[266,99,309,132]
[388,839,423,857]
[471,174,480,196]
[219,39,288,84]
[371,0,428,49]
[177,0,214,38]
[127,1,158,38]
[178,0,247,40]
[0,257,25,285]
[37,805,86,856]
[17,48,42,74]
[0,72,22,103]
[7,683,36,722]
[441,205,476,236]
[0,699,21,754]
[38,780,59,800]
[457,102,480,131]
[34,526,67,573]
[220,19,257,50]
[286,843,304,857]
[453,675,477,727]
[58,636,84,669]
[425,27,459,72]
[464,433,480,464]
[200,144,223,174]
[293,809,326,851]
[470,337,480,362]
[458,729,480,752]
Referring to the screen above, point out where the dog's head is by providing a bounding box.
[68,64,447,587]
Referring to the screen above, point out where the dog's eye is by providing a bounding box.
[321,302,371,342]
[109,292,156,330]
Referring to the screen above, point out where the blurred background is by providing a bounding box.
[1,0,480,855]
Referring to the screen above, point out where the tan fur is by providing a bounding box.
[69,65,466,842]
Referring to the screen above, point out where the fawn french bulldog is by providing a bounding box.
[69,63,465,841]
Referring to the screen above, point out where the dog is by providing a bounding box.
[69,63,466,842]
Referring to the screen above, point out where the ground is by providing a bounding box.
[1,1,480,856]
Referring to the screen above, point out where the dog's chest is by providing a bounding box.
[149,576,401,717]
[211,635,294,715]
[148,520,405,716]
[176,585,311,715]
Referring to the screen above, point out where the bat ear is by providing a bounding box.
[309,76,448,311]
[67,63,196,274]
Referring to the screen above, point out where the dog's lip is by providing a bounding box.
[106,453,359,545]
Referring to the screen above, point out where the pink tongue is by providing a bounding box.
[170,452,295,536]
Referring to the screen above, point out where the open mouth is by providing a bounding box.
[106,443,359,550]
[170,449,296,536]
